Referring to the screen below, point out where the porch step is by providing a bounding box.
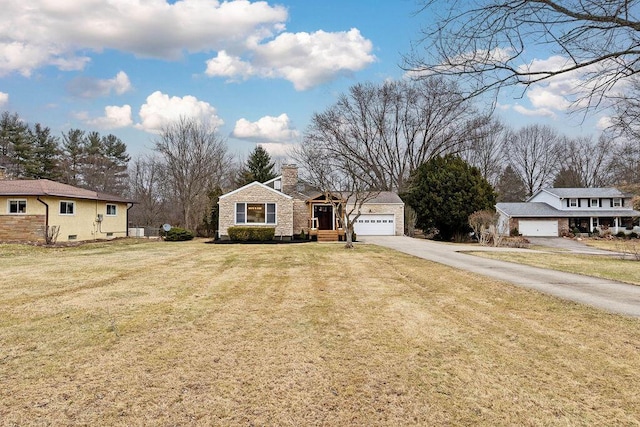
[317,230,339,242]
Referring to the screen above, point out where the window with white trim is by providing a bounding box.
[8,200,26,214]
[569,198,578,207]
[590,198,599,207]
[106,204,117,216]
[59,201,75,215]
[612,198,622,207]
[235,203,276,224]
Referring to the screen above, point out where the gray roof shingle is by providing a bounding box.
[497,202,640,218]
[0,179,134,203]
[538,187,630,199]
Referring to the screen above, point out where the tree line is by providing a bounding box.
[0,111,130,194]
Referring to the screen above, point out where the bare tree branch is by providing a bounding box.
[408,0,640,109]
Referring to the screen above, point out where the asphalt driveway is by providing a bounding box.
[363,236,640,317]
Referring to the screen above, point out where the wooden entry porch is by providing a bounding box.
[309,228,346,242]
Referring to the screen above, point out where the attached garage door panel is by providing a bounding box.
[353,214,395,236]
[519,220,558,237]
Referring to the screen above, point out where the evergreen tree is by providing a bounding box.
[61,129,86,186]
[401,154,496,240]
[553,167,584,188]
[238,145,277,185]
[0,111,31,177]
[29,123,61,180]
[496,165,527,202]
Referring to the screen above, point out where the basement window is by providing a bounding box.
[8,200,26,214]
[68,235,77,240]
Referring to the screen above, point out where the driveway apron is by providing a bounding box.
[363,236,640,317]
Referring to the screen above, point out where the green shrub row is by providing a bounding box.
[228,226,275,241]
[163,227,194,241]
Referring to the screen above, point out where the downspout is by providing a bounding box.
[126,203,133,237]
[37,197,49,239]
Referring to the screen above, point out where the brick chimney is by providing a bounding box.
[281,164,298,195]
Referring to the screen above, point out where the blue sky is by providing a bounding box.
[0,0,608,159]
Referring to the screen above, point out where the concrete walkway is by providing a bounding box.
[362,236,640,317]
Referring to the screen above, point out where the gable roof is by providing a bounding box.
[218,181,293,200]
[0,179,133,203]
[534,187,630,200]
[358,191,404,204]
[497,202,640,218]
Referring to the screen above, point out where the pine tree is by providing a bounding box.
[238,145,277,186]
[61,129,86,186]
[496,165,527,202]
[0,111,31,177]
[30,123,61,180]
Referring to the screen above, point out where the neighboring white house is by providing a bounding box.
[497,187,640,237]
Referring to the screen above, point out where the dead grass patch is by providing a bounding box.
[1,239,639,425]
[471,251,640,286]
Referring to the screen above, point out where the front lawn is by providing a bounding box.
[1,239,639,425]
[471,250,640,286]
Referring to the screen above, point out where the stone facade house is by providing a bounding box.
[497,187,640,237]
[0,178,134,242]
[218,165,404,240]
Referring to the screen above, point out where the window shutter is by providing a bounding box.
[598,199,601,207]
[566,199,569,207]
[610,198,613,207]
[622,199,625,207]
[578,199,581,207]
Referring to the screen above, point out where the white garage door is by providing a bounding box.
[353,214,395,236]
[519,220,558,237]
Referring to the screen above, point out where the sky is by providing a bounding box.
[0,0,611,160]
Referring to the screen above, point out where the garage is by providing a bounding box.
[518,220,558,237]
[352,214,395,236]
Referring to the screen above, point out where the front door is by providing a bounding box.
[314,205,334,230]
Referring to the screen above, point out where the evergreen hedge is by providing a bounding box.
[228,226,275,242]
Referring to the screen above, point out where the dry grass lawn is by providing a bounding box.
[1,239,639,426]
[471,250,640,286]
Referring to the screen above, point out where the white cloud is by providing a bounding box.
[513,104,556,118]
[596,116,613,130]
[257,142,297,158]
[232,113,299,142]
[0,91,8,107]
[526,85,571,111]
[206,28,376,90]
[68,71,132,98]
[85,104,133,129]
[137,91,224,134]
[205,51,255,80]
[0,0,288,76]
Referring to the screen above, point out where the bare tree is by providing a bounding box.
[409,0,640,109]
[608,137,640,185]
[460,117,507,186]
[505,124,561,197]
[307,78,487,193]
[610,76,640,144]
[127,155,170,227]
[154,117,230,231]
[556,134,614,187]
[294,133,380,249]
